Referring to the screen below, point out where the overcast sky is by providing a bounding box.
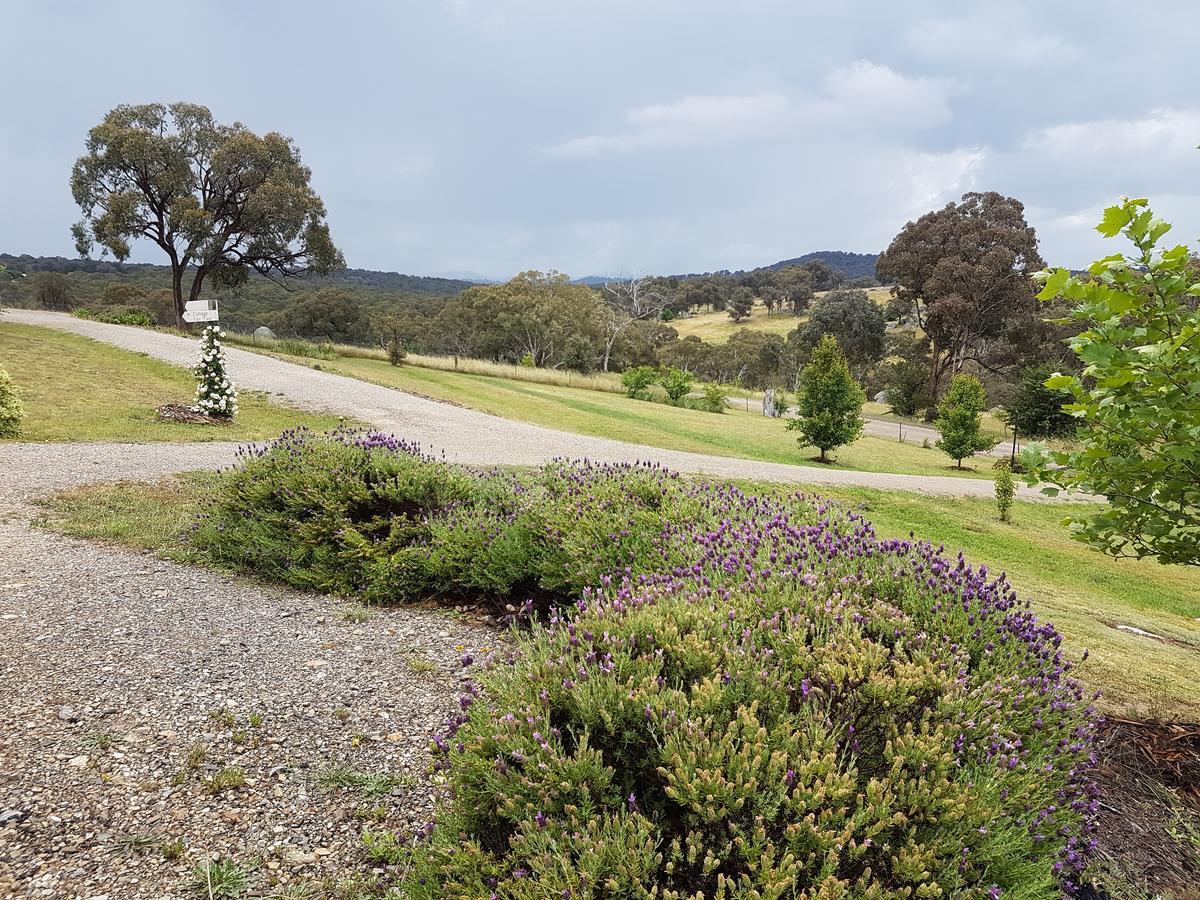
[3,1,1199,280]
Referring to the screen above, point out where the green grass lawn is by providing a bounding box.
[38,474,1200,720]
[1,322,348,442]
[276,352,995,480]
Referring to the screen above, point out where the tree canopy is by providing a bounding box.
[876,191,1044,402]
[1026,197,1200,566]
[787,334,865,462]
[794,288,886,377]
[70,102,344,327]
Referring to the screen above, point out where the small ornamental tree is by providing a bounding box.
[658,366,693,405]
[994,459,1015,522]
[193,325,237,419]
[621,365,657,400]
[935,374,995,468]
[787,334,864,462]
[1027,197,1200,566]
[0,366,23,437]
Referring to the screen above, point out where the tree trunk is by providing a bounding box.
[819,448,828,463]
[171,263,187,332]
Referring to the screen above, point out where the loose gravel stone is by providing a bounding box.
[0,450,493,897]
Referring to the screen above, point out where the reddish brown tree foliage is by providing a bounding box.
[877,191,1045,404]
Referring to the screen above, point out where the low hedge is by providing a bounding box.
[190,429,1099,896]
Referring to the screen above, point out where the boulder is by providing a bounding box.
[253,325,277,341]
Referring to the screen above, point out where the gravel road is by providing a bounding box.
[3,309,1044,499]
[0,447,492,898]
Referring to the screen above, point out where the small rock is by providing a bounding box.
[58,706,79,723]
[284,849,318,866]
[67,755,90,768]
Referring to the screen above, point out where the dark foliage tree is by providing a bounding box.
[278,288,371,344]
[881,332,932,417]
[1006,364,1076,439]
[32,272,73,310]
[876,191,1045,404]
[799,258,844,292]
[772,265,815,315]
[70,102,344,329]
[794,288,886,377]
[727,286,754,323]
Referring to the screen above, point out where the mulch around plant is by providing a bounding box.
[1088,718,1200,897]
[155,403,231,425]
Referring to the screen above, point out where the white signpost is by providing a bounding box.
[182,297,220,324]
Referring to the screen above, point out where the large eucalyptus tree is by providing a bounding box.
[71,102,343,328]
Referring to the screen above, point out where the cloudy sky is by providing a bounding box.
[3,0,1199,280]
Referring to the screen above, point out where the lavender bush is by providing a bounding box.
[191,429,1098,895]
[403,486,1099,897]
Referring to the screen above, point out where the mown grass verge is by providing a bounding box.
[0,322,349,442]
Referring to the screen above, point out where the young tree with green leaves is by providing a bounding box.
[1025,197,1200,566]
[994,460,1015,522]
[621,365,657,400]
[787,334,865,462]
[935,374,995,468]
[658,367,693,405]
[70,103,343,329]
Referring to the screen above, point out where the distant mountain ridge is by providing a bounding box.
[0,253,475,297]
[578,251,881,287]
[763,250,880,280]
[3,249,880,296]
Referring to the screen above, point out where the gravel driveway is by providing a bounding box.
[0,447,492,898]
[4,309,1043,499]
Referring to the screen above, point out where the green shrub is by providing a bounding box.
[190,430,702,612]
[276,337,338,359]
[0,366,23,437]
[519,352,536,368]
[621,365,658,400]
[402,486,1098,897]
[697,381,728,413]
[658,366,694,405]
[70,305,155,326]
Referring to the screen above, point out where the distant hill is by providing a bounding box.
[665,250,882,285]
[0,253,474,297]
[763,251,880,280]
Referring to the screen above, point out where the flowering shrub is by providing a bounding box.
[191,429,1098,895]
[407,487,1098,898]
[190,429,700,610]
[0,365,22,437]
[193,324,237,418]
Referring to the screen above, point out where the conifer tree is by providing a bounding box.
[787,334,864,462]
[935,374,995,468]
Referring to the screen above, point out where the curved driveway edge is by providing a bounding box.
[2,309,1058,500]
